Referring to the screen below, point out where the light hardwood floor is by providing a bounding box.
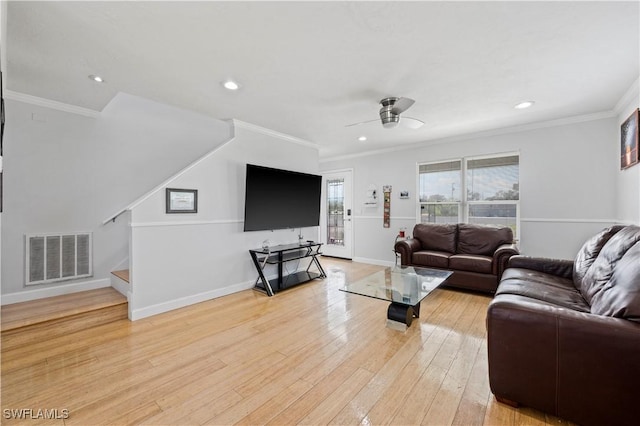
[1,258,570,425]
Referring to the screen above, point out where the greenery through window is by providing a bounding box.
[418,154,520,237]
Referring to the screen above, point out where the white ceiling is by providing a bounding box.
[6,1,640,158]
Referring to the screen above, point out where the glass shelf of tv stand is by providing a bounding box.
[249,242,327,296]
[254,242,321,264]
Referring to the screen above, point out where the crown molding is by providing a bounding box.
[613,76,639,116]
[230,119,319,150]
[320,109,617,163]
[4,90,101,118]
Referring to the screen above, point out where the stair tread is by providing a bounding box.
[111,269,130,283]
[1,288,127,332]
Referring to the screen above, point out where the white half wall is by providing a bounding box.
[321,116,619,261]
[128,123,320,320]
[1,93,232,300]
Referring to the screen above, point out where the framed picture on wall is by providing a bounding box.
[166,188,198,213]
[621,108,639,169]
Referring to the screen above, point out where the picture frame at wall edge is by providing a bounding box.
[620,108,639,170]
[166,188,198,214]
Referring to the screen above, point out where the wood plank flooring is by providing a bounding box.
[1,287,127,332]
[0,259,570,425]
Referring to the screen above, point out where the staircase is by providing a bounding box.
[1,287,128,351]
[111,269,131,297]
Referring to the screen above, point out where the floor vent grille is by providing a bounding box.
[26,232,92,285]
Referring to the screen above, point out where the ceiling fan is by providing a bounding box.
[346,97,424,129]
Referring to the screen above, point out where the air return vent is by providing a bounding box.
[26,232,92,285]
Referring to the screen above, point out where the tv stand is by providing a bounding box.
[249,242,326,296]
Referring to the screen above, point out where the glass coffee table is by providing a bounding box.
[340,265,452,329]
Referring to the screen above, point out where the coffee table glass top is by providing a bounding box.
[340,266,452,306]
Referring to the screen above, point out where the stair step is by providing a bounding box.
[111,269,130,283]
[1,288,127,350]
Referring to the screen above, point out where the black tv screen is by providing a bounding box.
[243,164,322,232]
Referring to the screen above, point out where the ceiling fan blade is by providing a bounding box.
[390,97,415,114]
[345,119,379,128]
[401,117,425,129]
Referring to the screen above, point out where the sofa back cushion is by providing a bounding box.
[413,223,457,253]
[573,225,625,290]
[457,224,513,256]
[590,240,640,322]
[579,225,640,322]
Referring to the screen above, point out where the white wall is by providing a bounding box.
[1,93,232,301]
[128,122,320,319]
[616,78,640,224]
[320,116,619,262]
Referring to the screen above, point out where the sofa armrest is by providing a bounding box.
[487,294,640,425]
[507,255,574,279]
[492,243,519,278]
[394,238,421,266]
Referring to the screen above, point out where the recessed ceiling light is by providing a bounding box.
[514,101,535,109]
[222,80,240,90]
[358,136,367,142]
[89,75,104,83]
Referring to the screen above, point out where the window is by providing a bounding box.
[418,153,520,237]
[418,160,461,223]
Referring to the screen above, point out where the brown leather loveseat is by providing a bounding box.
[394,223,518,293]
[487,225,640,426]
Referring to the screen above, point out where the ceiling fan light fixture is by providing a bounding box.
[346,95,419,129]
[379,103,400,128]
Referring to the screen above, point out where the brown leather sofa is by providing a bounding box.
[487,225,640,426]
[394,223,518,293]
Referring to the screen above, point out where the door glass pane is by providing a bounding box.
[327,179,344,246]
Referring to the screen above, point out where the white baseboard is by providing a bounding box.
[1,278,111,305]
[129,280,255,321]
[353,257,395,268]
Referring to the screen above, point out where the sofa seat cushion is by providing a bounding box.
[412,250,450,269]
[449,254,492,274]
[496,269,590,313]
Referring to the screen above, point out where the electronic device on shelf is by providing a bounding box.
[243,164,322,232]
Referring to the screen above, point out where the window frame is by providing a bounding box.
[417,152,520,240]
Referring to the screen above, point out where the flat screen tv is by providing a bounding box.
[243,164,322,232]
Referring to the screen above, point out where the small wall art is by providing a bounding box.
[166,188,198,213]
[383,185,392,228]
[621,108,639,169]
[399,191,409,199]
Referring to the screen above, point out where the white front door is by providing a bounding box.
[320,170,353,259]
